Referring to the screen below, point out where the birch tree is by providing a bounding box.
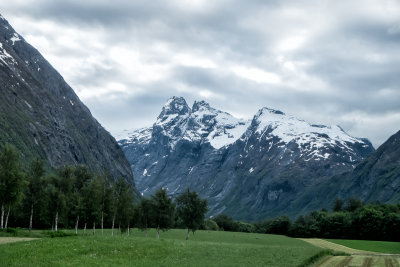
[26,158,45,232]
[176,189,207,240]
[72,165,92,235]
[82,174,102,236]
[98,173,112,235]
[0,144,25,229]
[110,177,123,236]
[47,166,74,231]
[115,179,135,235]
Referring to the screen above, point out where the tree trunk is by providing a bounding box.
[186,228,190,240]
[29,203,34,232]
[74,215,79,235]
[111,215,115,236]
[54,211,58,232]
[1,203,4,229]
[118,223,121,235]
[92,222,96,236]
[156,226,160,239]
[51,217,54,231]
[127,223,130,236]
[101,211,104,236]
[4,206,10,229]
[83,222,87,235]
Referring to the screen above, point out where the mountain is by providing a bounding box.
[118,96,374,221]
[291,130,400,214]
[0,14,136,186]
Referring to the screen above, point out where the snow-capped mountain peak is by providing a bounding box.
[250,106,371,161]
[158,96,190,118]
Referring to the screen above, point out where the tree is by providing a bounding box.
[71,165,92,235]
[345,198,363,212]
[26,158,45,231]
[176,189,207,240]
[115,178,135,235]
[82,174,103,235]
[332,198,344,212]
[110,177,134,236]
[136,198,153,237]
[151,188,175,239]
[212,214,237,232]
[267,216,291,235]
[98,173,112,235]
[47,165,74,231]
[0,144,25,229]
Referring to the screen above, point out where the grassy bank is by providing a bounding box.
[0,229,321,266]
[327,239,400,254]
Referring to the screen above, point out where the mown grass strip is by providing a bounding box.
[297,249,349,267]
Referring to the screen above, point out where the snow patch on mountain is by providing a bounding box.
[252,107,368,160]
[0,42,17,66]
[10,33,21,45]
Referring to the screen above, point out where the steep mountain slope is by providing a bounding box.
[292,130,400,214]
[0,14,135,184]
[119,97,374,220]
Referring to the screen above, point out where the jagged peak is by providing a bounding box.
[158,96,190,118]
[192,100,211,112]
[256,107,285,117]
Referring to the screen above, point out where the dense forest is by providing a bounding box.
[0,143,207,239]
[211,199,400,242]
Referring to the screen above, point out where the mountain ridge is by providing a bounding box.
[119,96,374,220]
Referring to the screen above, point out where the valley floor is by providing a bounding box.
[0,229,320,266]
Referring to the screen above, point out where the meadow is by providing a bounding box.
[0,229,322,266]
[327,239,400,254]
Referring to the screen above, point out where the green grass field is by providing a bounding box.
[327,239,400,254]
[0,229,322,266]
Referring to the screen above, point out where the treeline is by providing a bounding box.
[208,199,400,241]
[0,144,207,239]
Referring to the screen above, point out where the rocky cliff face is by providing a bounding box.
[292,130,400,215]
[119,97,374,220]
[0,14,135,185]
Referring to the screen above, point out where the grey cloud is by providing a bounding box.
[1,0,399,147]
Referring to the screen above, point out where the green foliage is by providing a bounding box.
[176,189,207,238]
[136,198,154,233]
[43,230,74,238]
[201,219,219,231]
[236,221,254,233]
[288,200,400,241]
[151,188,175,234]
[212,214,237,231]
[0,143,26,210]
[332,198,344,212]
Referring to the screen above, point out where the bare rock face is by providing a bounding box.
[293,130,400,215]
[0,14,136,188]
[119,97,374,221]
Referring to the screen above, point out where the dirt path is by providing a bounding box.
[0,237,38,244]
[300,238,400,267]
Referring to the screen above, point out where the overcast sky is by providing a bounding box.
[2,0,400,147]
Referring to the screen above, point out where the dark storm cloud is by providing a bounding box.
[1,0,400,147]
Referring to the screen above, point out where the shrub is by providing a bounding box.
[201,219,219,231]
